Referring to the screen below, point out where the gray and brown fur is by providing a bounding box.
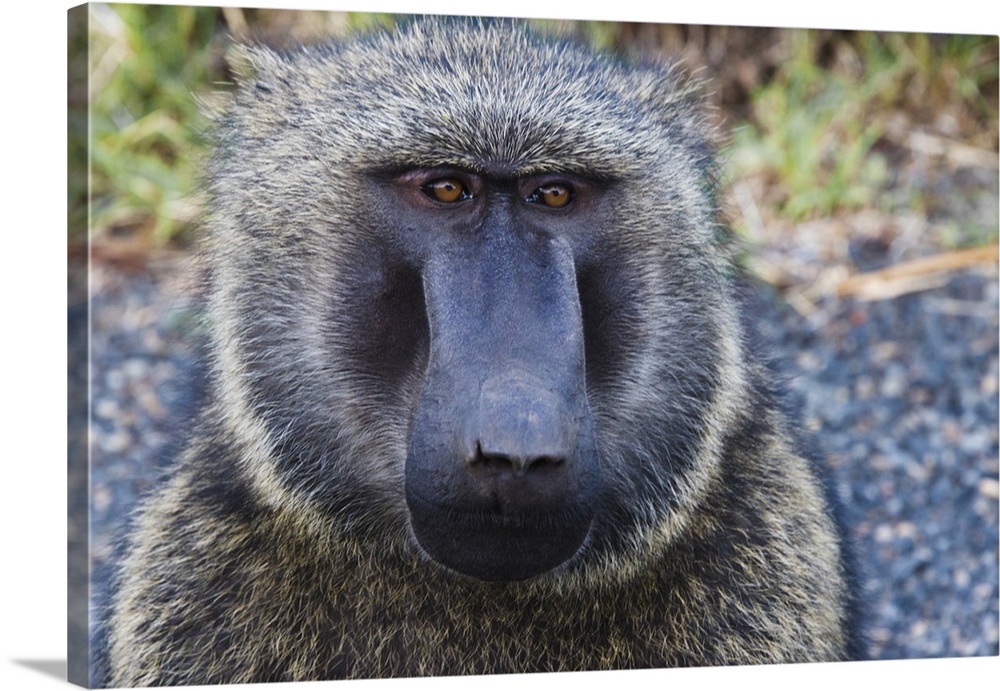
[105,18,860,686]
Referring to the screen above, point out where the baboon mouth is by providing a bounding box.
[408,490,593,528]
[406,491,594,581]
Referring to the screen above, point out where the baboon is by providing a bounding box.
[105,17,861,687]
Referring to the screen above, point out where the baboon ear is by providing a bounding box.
[193,44,282,120]
[634,68,715,161]
[226,43,290,99]
[651,73,714,142]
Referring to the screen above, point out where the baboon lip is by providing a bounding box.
[405,490,594,581]
[404,487,594,530]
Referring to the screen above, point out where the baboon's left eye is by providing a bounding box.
[422,178,471,204]
[528,183,574,209]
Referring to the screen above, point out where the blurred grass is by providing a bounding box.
[77,6,999,253]
[86,4,222,248]
[729,30,998,223]
[729,31,892,221]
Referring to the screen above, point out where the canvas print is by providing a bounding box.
[67,4,999,688]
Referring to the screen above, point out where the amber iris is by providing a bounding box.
[423,178,467,203]
[533,183,572,208]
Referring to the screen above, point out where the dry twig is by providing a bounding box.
[836,245,999,301]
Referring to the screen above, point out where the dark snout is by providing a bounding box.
[405,231,601,582]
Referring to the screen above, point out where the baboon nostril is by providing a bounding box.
[469,442,566,475]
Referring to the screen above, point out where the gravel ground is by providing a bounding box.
[73,236,999,670]
[770,266,999,659]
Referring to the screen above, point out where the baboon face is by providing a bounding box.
[387,170,604,581]
[212,20,732,583]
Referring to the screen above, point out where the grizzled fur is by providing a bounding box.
[106,18,860,686]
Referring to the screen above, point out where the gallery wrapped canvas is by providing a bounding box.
[68,4,998,688]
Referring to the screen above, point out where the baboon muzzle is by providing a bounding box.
[405,229,601,582]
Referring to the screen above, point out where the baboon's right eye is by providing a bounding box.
[528,182,574,209]
[422,178,471,204]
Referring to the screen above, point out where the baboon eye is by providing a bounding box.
[422,178,471,204]
[528,183,574,209]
